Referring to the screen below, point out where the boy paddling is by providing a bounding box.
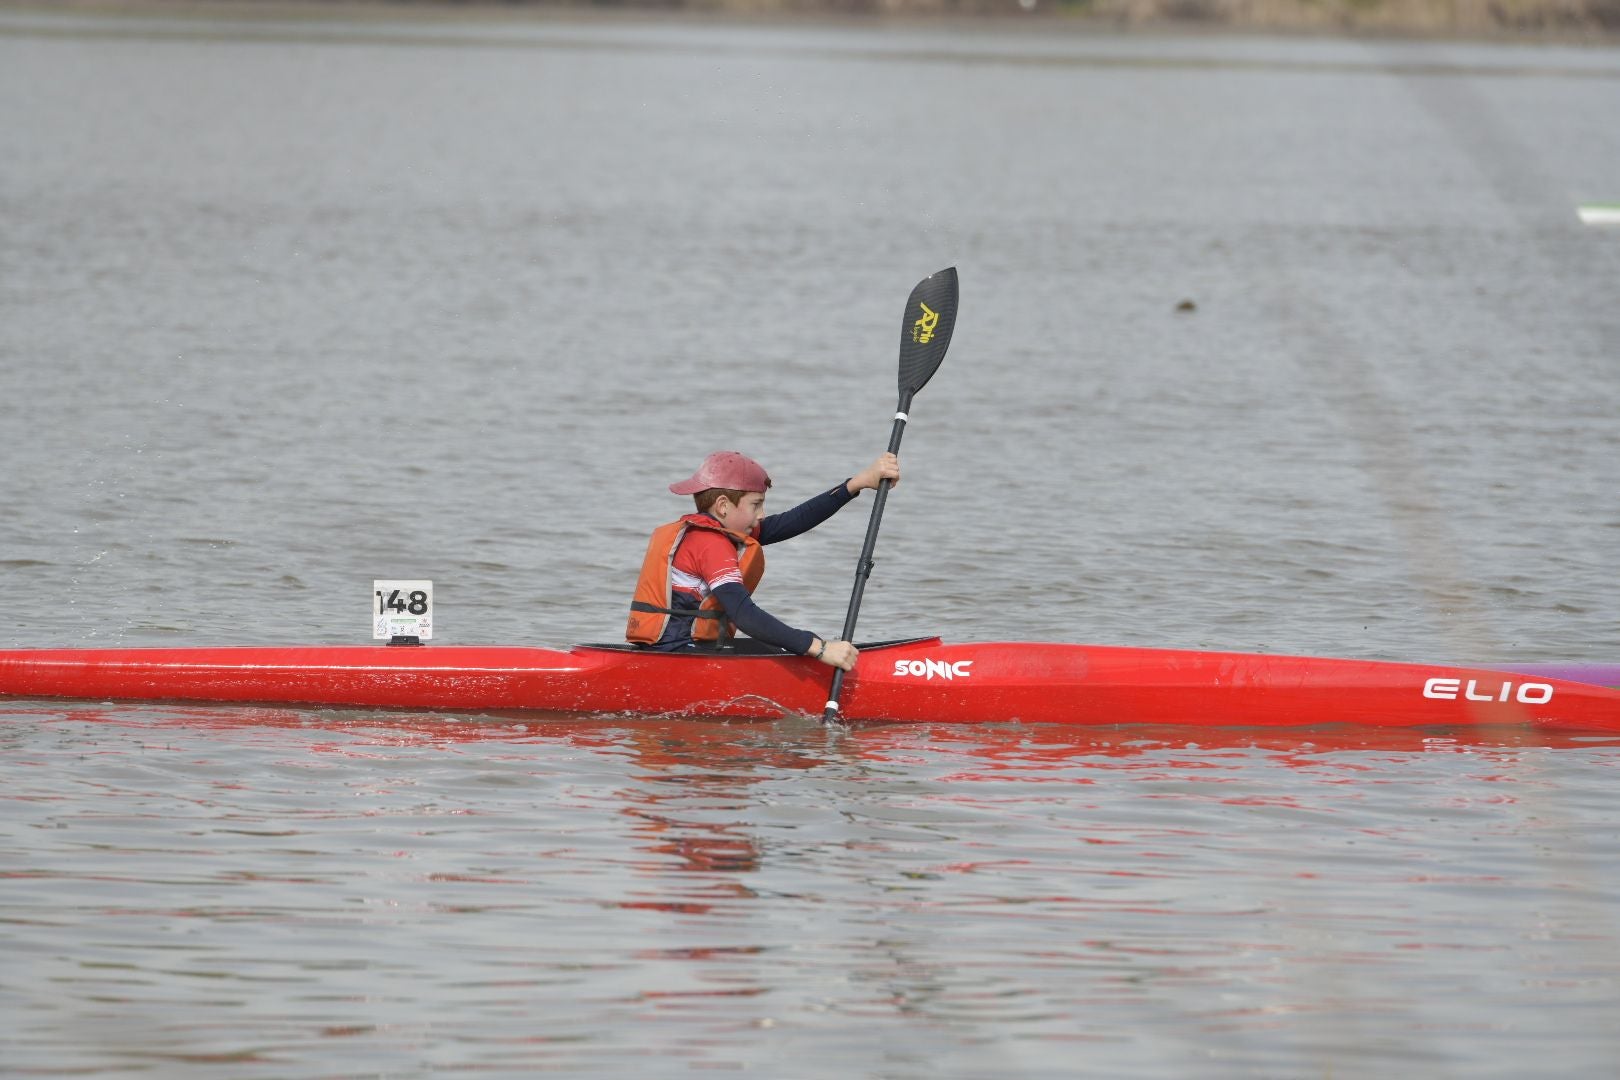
[626,450,900,671]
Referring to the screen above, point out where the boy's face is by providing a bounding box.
[716,492,766,535]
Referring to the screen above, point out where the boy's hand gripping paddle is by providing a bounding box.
[823,267,958,724]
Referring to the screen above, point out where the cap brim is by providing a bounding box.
[668,478,706,495]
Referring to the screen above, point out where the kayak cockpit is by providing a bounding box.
[570,636,941,657]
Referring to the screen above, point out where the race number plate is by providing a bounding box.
[374,580,432,641]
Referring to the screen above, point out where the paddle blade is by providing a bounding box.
[897,266,958,398]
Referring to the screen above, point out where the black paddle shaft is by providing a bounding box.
[821,402,909,715]
[822,268,958,724]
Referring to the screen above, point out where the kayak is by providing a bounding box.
[2,638,1618,731]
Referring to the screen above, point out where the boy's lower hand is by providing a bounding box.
[815,640,858,671]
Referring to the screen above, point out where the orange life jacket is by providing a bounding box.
[626,515,766,646]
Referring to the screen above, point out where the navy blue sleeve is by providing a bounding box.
[711,582,815,655]
[757,482,857,546]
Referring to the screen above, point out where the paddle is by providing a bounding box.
[822,267,959,724]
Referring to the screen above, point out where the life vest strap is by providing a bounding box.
[630,601,724,620]
[628,601,738,647]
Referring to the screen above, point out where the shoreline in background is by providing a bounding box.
[6,0,1620,43]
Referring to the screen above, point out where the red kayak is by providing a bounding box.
[2,638,1618,731]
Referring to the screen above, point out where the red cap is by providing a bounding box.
[669,450,772,495]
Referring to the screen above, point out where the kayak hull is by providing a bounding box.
[2,640,1618,731]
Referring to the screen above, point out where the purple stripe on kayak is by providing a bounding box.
[1484,663,1620,689]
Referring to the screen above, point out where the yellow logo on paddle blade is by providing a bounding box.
[911,302,938,344]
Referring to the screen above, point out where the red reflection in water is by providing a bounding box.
[23,701,1620,756]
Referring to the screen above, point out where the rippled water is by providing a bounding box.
[2,6,1619,1076]
[8,706,1620,1078]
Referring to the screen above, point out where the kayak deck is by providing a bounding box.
[2,639,1618,732]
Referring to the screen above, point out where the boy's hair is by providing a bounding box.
[694,488,750,514]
